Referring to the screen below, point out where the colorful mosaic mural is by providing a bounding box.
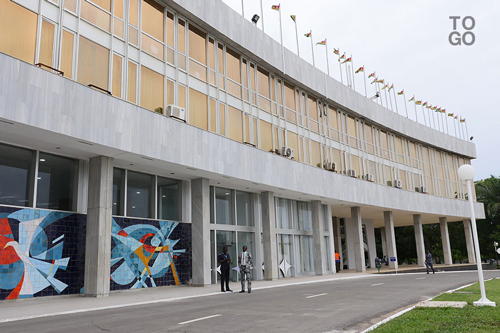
[0,207,85,300]
[110,217,191,290]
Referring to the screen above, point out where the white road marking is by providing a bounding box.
[306,293,327,299]
[371,283,384,286]
[416,277,426,280]
[178,314,222,325]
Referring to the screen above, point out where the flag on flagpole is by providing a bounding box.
[316,40,326,45]
[378,79,384,84]
[371,78,378,84]
[408,96,415,102]
[290,15,296,22]
[271,5,280,10]
[338,53,345,61]
[368,72,375,78]
[342,57,352,64]
[304,31,311,37]
[355,66,364,74]
[381,84,388,90]
[448,113,454,117]
[432,106,437,110]
[454,115,458,119]
[333,48,339,55]
[460,118,465,123]
[441,109,446,113]
[423,102,428,107]
[416,100,422,105]
[437,107,441,112]
[397,90,404,95]
[388,84,394,91]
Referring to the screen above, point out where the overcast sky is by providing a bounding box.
[222,0,500,181]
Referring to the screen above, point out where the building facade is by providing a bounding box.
[0,0,484,300]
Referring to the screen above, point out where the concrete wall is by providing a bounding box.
[0,53,484,220]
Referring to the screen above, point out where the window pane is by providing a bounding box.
[92,0,110,12]
[220,103,226,136]
[39,21,55,68]
[61,31,74,79]
[226,48,240,82]
[189,88,208,130]
[0,0,37,64]
[260,120,272,152]
[189,24,206,65]
[140,66,164,113]
[236,191,253,226]
[129,26,138,46]
[228,106,243,143]
[64,0,77,12]
[178,19,185,53]
[129,0,138,26]
[167,79,174,106]
[215,188,233,225]
[0,143,35,207]
[37,153,78,211]
[112,168,124,215]
[81,1,111,32]
[157,176,179,220]
[311,141,321,167]
[287,131,298,157]
[210,99,216,133]
[308,97,318,122]
[167,12,174,47]
[114,0,123,18]
[141,33,164,59]
[257,68,270,98]
[179,84,186,108]
[126,171,152,218]
[112,54,122,97]
[127,61,137,103]
[77,36,109,90]
[142,0,164,42]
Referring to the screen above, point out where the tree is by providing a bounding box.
[475,176,500,260]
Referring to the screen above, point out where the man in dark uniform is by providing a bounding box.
[218,246,232,292]
[426,249,435,274]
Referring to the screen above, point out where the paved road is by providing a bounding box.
[2,271,499,333]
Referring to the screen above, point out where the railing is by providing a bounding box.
[35,63,64,76]
[87,84,111,95]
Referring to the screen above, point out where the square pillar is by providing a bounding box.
[326,206,336,273]
[84,156,113,297]
[413,214,426,267]
[463,219,476,264]
[440,217,453,265]
[253,193,263,280]
[384,211,398,270]
[312,201,326,275]
[191,178,211,286]
[351,206,365,272]
[364,220,377,269]
[262,191,278,280]
[333,216,342,271]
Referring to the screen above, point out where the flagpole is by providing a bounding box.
[241,0,244,17]
[310,31,315,67]
[293,17,299,56]
[338,53,343,84]
[363,65,367,97]
[430,108,435,130]
[421,105,427,126]
[260,0,264,31]
[445,113,449,134]
[384,87,390,110]
[344,59,350,87]
[402,91,409,118]
[464,120,469,139]
[392,88,399,115]
[350,56,355,91]
[387,85,394,112]
[453,117,457,137]
[325,39,330,76]
[413,99,418,123]
[278,4,285,74]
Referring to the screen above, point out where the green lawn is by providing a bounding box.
[371,278,500,333]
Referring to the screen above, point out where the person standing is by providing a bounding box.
[426,249,435,274]
[238,245,252,293]
[218,246,232,292]
[335,251,340,272]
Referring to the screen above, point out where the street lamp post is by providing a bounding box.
[458,164,496,307]
[495,241,499,269]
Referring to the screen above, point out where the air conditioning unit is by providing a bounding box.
[281,146,295,159]
[347,169,357,178]
[394,179,402,189]
[327,162,337,172]
[366,174,374,182]
[166,105,186,122]
[420,186,428,194]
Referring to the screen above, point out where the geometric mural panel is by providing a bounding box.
[110,217,192,291]
[0,206,86,300]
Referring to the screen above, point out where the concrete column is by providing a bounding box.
[364,220,376,269]
[253,193,263,280]
[463,219,476,264]
[261,191,278,280]
[351,207,365,272]
[311,201,326,275]
[84,156,113,297]
[191,178,211,286]
[380,227,387,258]
[181,180,192,222]
[326,206,336,273]
[413,214,426,267]
[333,216,342,270]
[440,217,453,265]
[384,211,398,270]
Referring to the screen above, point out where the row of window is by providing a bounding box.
[0,0,471,201]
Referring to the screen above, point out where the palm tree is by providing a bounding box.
[475,176,500,218]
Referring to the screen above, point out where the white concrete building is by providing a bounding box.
[0,0,483,300]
